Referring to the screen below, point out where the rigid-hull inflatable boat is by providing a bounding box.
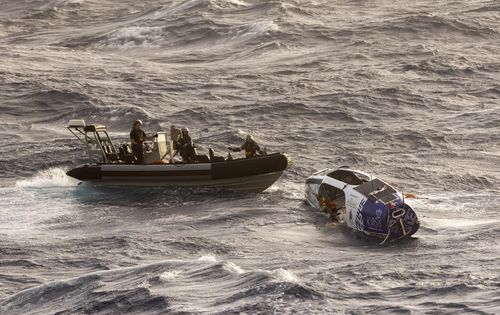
[65,119,289,192]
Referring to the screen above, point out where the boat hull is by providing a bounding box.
[305,168,419,244]
[67,153,289,192]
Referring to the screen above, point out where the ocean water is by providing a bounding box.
[0,0,499,314]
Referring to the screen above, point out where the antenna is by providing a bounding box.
[370,173,375,199]
[402,188,405,206]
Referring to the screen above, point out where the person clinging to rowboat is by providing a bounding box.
[228,134,264,158]
[130,119,156,164]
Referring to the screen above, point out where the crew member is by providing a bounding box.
[130,120,155,164]
[175,127,196,163]
[229,134,263,158]
[318,185,345,222]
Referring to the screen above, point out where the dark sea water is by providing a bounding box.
[0,0,499,314]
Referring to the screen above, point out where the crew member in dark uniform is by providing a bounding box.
[229,134,263,158]
[130,120,154,164]
[175,127,197,163]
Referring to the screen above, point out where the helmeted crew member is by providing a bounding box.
[228,134,263,158]
[175,127,196,163]
[129,120,155,164]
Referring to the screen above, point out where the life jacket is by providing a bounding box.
[243,140,258,158]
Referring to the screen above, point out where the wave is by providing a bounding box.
[41,0,285,50]
[370,14,499,38]
[94,26,166,49]
[19,0,85,20]
[437,173,496,191]
[0,256,321,314]
[3,0,287,51]
[466,87,500,98]
[23,7,66,20]
[159,0,250,15]
[222,102,362,125]
[2,86,158,132]
[90,19,280,50]
[401,58,480,77]
[465,3,500,14]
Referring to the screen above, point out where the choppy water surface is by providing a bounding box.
[0,0,499,314]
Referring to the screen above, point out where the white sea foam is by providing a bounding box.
[248,21,279,35]
[425,217,499,228]
[96,26,165,49]
[234,21,279,41]
[219,0,248,6]
[160,270,180,281]
[197,254,218,262]
[272,268,300,283]
[223,262,245,274]
[168,0,205,14]
[56,0,84,5]
[15,168,77,188]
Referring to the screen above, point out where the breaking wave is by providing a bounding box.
[0,256,320,314]
[95,26,166,48]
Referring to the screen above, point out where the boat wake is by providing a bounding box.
[15,167,77,189]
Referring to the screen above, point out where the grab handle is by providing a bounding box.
[391,208,405,219]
